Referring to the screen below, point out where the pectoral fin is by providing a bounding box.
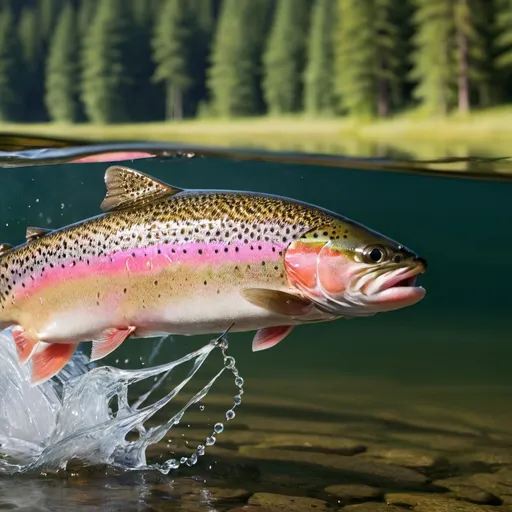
[90,326,135,362]
[241,288,312,317]
[252,326,294,352]
[30,342,78,386]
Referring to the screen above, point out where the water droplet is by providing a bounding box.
[180,456,187,465]
[199,404,205,411]
[234,395,242,405]
[214,422,224,433]
[167,459,179,470]
[197,445,205,456]
[189,453,198,466]
[235,376,244,387]
[224,356,235,369]
[226,409,235,421]
[206,436,216,446]
[124,359,129,364]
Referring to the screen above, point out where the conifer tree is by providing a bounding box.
[208,0,272,117]
[17,7,47,121]
[81,0,136,123]
[304,0,337,115]
[495,0,512,99]
[78,0,98,35]
[410,0,483,114]
[187,0,215,116]
[336,0,404,117]
[0,8,23,121]
[39,0,64,41]
[263,0,312,114]
[45,4,81,123]
[153,0,193,120]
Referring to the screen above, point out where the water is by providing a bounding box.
[0,137,511,511]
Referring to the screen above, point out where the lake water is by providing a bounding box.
[0,139,511,511]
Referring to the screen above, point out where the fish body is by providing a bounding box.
[0,166,427,384]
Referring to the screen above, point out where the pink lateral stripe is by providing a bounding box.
[15,241,284,299]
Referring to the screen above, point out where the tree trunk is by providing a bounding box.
[377,76,389,117]
[456,1,470,114]
[173,86,183,120]
[377,51,389,117]
[165,81,174,120]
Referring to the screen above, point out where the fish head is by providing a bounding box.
[284,219,427,317]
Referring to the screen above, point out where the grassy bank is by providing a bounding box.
[1,107,512,159]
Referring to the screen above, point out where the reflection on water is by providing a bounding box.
[0,139,511,511]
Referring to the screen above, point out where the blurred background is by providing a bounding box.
[0,0,511,159]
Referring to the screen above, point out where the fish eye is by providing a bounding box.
[363,245,386,264]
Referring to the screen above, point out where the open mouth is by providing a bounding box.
[358,263,426,309]
[377,265,423,292]
[392,275,417,288]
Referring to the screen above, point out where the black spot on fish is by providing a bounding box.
[198,249,203,255]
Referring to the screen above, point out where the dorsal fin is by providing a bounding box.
[0,243,13,255]
[26,226,52,242]
[100,166,182,212]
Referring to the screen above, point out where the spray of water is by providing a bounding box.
[0,328,243,475]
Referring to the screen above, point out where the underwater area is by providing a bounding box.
[0,137,511,511]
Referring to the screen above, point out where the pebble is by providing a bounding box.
[385,492,504,511]
[324,483,382,504]
[247,492,331,511]
[239,446,428,485]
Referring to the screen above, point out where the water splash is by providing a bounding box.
[0,329,243,475]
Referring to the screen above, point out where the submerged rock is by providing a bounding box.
[343,504,407,511]
[238,446,427,485]
[360,445,446,469]
[385,492,504,511]
[250,433,366,455]
[324,483,382,504]
[434,476,501,505]
[247,492,331,511]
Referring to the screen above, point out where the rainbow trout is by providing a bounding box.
[0,166,427,385]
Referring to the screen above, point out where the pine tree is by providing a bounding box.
[410,0,484,114]
[78,0,98,35]
[129,0,162,121]
[39,0,64,41]
[495,0,512,99]
[17,7,46,121]
[336,0,404,117]
[304,0,337,115]
[187,0,215,116]
[0,8,23,121]
[409,0,455,114]
[208,0,272,117]
[263,0,311,114]
[152,0,194,120]
[81,0,137,123]
[45,4,81,123]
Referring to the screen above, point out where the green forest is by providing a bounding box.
[0,0,511,125]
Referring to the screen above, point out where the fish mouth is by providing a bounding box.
[360,263,426,308]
